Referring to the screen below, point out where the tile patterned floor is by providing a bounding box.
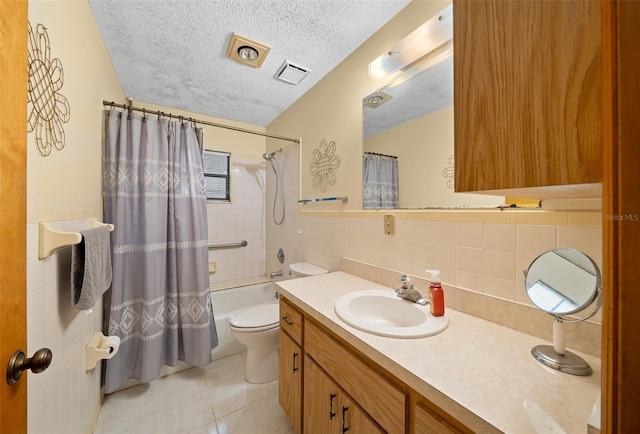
[93,353,294,434]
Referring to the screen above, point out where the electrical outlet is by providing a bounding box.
[384,214,395,235]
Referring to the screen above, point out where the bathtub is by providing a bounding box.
[210,278,278,361]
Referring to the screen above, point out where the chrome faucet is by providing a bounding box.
[395,275,428,306]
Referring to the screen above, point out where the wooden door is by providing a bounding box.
[601,1,640,432]
[0,0,29,432]
[279,330,302,433]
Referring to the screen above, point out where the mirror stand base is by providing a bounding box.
[531,345,593,376]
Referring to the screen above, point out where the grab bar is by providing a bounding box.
[208,240,248,249]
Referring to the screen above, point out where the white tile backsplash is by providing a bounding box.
[268,207,602,314]
[516,224,557,255]
[483,250,517,283]
[484,223,517,252]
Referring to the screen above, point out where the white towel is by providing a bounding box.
[71,226,113,310]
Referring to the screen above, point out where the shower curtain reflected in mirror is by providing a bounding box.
[363,152,399,209]
[102,109,217,394]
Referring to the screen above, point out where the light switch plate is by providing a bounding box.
[384,214,395,235]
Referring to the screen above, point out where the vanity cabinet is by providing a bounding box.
[305,320,404,432]
[453,0,602,198]
[279,296,475,433]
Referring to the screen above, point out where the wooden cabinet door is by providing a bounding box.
[304,357,339,433]
[305,357,382,434]
[454,0,602,197]
[279,330,302,433]
[339,394,383,434]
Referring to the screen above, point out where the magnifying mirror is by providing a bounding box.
[524,248,602,375]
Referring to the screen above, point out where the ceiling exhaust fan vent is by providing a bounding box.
[275,61,310,85]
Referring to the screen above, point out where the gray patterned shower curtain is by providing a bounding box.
[363,153,399,209]
[102,109,217,394]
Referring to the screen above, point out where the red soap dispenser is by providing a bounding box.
[426,269,445,317]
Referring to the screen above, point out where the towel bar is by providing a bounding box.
[298,196,348,204]
[38,218,114,260]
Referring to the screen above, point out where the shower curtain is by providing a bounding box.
[102,109,217,393]
[363,153,399,209]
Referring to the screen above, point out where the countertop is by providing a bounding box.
[276,271,601,433]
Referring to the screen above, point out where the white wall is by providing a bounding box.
[27,0,124,432]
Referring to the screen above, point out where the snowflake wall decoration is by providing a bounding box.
[27,22,71,157]
[442,154,455,189]
[309,139,341,192]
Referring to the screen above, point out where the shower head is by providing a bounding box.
[262,148,282,161]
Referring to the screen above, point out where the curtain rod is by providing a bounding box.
[364,151,398,159]
[102,100,300,144]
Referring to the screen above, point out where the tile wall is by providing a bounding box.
[266,144,603,356]
[26,216,103,434]
[207,155,267,285]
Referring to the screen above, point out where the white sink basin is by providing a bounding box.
[334,289,448,338]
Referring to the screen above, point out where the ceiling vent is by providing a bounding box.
[226,33,270,68]
[275,61,310,85]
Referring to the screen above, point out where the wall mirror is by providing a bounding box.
[524,248,602,376]
[362,5,506,210]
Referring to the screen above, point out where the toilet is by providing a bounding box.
[229,303,280,384]
[229,263,328,384]
[289,262,329,278]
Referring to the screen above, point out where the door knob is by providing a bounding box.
[6,348,52,385]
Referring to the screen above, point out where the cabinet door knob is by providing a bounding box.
[281,315,294,326]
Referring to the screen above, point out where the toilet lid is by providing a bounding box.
[230,303,279,328]
[290,262,328,276]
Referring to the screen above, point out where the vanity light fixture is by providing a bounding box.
[226,33,271,68]
[369,4,453,86]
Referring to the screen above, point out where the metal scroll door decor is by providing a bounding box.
[27,22,71,157]
[309,139,341,192]
[442,154,454,189]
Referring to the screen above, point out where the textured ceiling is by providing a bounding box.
[89,0,412,126]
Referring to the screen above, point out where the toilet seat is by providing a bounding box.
[229,303,279,332]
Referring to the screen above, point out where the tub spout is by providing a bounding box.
[270,271,283,279]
